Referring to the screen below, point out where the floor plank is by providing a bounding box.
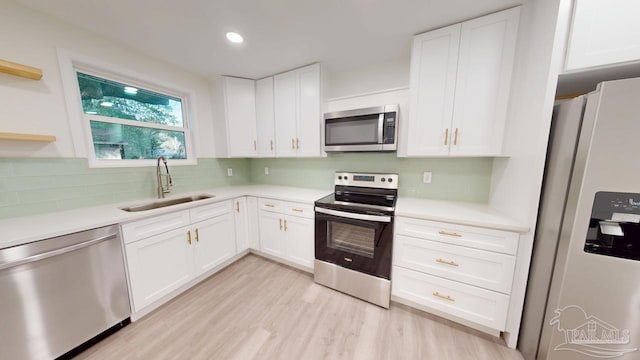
[76,255,523,360]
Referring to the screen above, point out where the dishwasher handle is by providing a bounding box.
[0,233,117,271]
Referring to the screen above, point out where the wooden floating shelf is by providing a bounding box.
[0,132,56,142]
[0,59,43,80]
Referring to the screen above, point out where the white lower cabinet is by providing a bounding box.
[392,216,518,332]
[233,197,249,253]
[123,200,237,313]
[258,198,314,271]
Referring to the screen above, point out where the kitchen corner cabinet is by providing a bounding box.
[257,198,314,270]
[122,201,237,312]
[256,77,276,157]
[274,63,321,157]
[223,76,258,157]
[565,0,640,71]
[234,196,249,253]
[405,7,520,157]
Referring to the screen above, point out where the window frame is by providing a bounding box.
[58,49,197,168]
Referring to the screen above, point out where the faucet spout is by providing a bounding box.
[156,156,172,198]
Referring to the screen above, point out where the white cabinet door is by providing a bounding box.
[283,215,314,269]
[125,226,194,311]
[234,197,249,253]
[295,63,321,157]
[450,7,519,156]
[246,196,260,250]
[274,71,298,157]
[193,213,237,275]
[407,24,460,156]
[256,77,276,157]
[224,76,257,157]
[259,210,285,257]
[566,0,640,70]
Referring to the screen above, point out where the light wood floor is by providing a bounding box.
[77,255,524,360]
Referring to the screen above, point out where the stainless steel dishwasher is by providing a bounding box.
[0,225,131,359]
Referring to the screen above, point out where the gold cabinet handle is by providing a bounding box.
[284,219,288,231]
[453,128,458,145]
[187,230,192,245]
[291,138,295,149]
[444,128,449,146]
[279,218,283,231]
[438,230,462,237]
[195,228,199,242]
[296,138,300,149]
[433,291,455,302]
[236,201,240,213]
[436,258,459,267]
[292,208,304,212]
[265,204,275,208]
[270,139,274,151]
[253,140,257,151]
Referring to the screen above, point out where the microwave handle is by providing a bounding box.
[377,113,384,144]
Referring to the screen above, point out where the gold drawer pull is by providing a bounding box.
[433,292,455,302]
[438,231,462,237]
[436,258,459,267]
[265,204,275,208]
[296,138,300,149]
[187,230,192,245]
[291,138,295,149]
[195,228,200,242]
[292,208,304,212]
[453,128,459,145]
[279,219,283,231]
[284,219,288,231]
[444,128,449,146]
[235,202,240,213]
[270,140,274,151]
[253,140,257,151]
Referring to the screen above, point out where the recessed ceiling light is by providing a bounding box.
[226,32,244,44]
[124,86,138,95]
[100,101,114,107]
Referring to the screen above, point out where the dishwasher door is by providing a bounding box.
[0,225,131,360]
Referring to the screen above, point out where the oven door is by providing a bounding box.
[315,207,393,279]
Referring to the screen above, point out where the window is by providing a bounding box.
[72,68,193,166]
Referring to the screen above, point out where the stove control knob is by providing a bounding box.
[344,176,348,180]
[388,178,393,183]
[381,178,386,182]
[338,176,343,180]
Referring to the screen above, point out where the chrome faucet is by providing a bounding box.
[156,156,172,198]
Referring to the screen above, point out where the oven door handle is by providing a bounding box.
[315,207,391,223]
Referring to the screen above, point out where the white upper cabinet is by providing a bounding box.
[405,7,520,157]
[256,77,276,157]
[274,63,321,157]
[223,76,258,157]
[566,0,640,71]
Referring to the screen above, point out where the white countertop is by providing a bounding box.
[396,197,529,233]
[0,186,528,250]
[0,185,331,250]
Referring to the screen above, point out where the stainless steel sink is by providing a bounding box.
[120,195,215,212]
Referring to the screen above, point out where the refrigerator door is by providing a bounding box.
[518,96,586,360]
[539,78,640,360]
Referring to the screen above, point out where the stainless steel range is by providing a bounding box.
[314,171,398,308]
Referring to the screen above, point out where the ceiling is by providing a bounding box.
[15,0,522,79]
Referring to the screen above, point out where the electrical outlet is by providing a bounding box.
[264,167,270,175]
[423,171,432,184]
[227,168,233,177]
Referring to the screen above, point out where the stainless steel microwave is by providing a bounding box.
[323,104,398,152]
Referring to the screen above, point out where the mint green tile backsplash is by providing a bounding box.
[250,153,492,202]
[0,158,250,219]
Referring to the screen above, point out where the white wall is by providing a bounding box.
[326,57,410,99]
[0,1,216,158]
[487,0,568,349]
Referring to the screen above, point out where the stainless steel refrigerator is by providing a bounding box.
[519,77,640,360]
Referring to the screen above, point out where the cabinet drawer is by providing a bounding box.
[190,200,232,223]
[392,266,509,330]
[259,198,285,213]
[395,217,519,255]
[285,202,314,219]
[394,235,515,294]
[122,210,191,244]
